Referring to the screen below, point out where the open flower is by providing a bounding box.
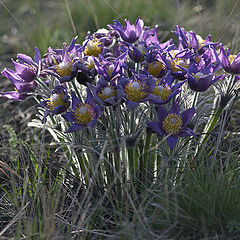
[38,86,70,123]
[147,101,196,149]
[118,73,155,109]
[0,47,41,100]
[87,76,121,106]
[62,90,101,133]
[149,73,186,104]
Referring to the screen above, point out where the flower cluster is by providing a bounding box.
[1,17,239,149]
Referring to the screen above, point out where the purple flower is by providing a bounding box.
[174,25,218,53]
[43,39,82,83]
[87,76,121,106]
[216,44,240,74]
[185,61,225,92]
[118,73,155,110]
[166,49,192,80]
[94,51,127,81]
[143,25,159,46]
[149,73,186,104]
[38,86,70,123]
[0,47,41,100]
[108,17,144,43]
[148,101,196,149]
[62,90,101,133]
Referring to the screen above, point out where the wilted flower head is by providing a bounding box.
[148,101,196,149]
[0,47,41,100]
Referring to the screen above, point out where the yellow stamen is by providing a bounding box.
[228,55,237,65]
[56,61,72,76]
[125,81,148,102]
[98,86,116,101]
[84,38,102,57]
[163,113,182,135]
[152,84,171,102]
[171,59,189,72]
[147,61,165,77]
[74,103,95,125]
[47,93,68,111]
[86,57,95,70]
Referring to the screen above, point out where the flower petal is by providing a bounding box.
[181,107,196,126]
[147,121,164,136]
[167,136,178,149]
[65,123,84,133]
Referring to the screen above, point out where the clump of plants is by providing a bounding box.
[1,17,240,238]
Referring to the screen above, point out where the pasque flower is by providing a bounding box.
[147,101,196,149]
[62,90,101,133]
[38,86,70,123]
[174,25,218,53]
[185,61,225,92]
[0,47,41,100]
[118,72,155,110]
[108,17,144,43]
[216,44,240,74]
[149,73,186,104]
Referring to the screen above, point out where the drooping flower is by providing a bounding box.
[108,17,144,43]
[147,101,196,149]
[62,90,101,133]
[185,61,225,92]
[38,86,70,123]
[0,47,41,100]
[215,44,240,74]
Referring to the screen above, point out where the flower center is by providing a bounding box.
[47,93,68,111]
[124,81,148,102]
[86,57,95,70]
[228,55,237,65]
[171,59,189,72]
[107,64,114,77]
[84,38,102,57]
[56,61,72,76]
[147,61,164,77]
[196,35,206,50]
[152,84,171,102]
[163,113,182,135]
[98,86,116,101]
[192,72,205,81]
[74,103,95,125]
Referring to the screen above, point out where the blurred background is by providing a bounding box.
[0,0,239,136]
[0,0,239,58]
